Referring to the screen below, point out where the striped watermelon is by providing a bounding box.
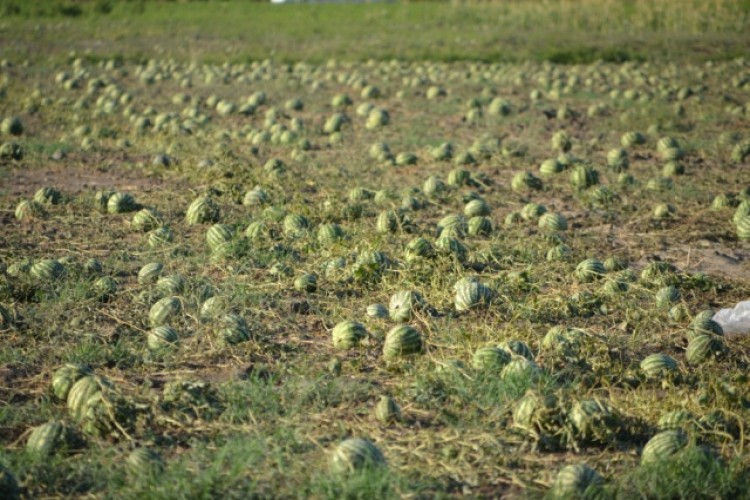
[185,196,220,225]
[464,199,490,218]
[366,303,388,319]
[388,290,425,322]
[607,148,629,171]
[94,192,113,213]
[602,278,628,296]
[646,176,674,192]
[570,164,599,190]
[640,353,679,378]
[454,280,492,312]
[200,296,227,321]
[155,275,186,295]
[218,313,250,345]
[423,175,446,196]
[511,171,543,191]
[512,391,560,432]
[512,392,542,430]
[34,186,62,205]
[655,285,681,308]
[329,438,386,474]
[283,213,309,236]
[662,161,685,177]
[503,211,524,226]
[137,262,164,285]
[131,208,163,232]
[383,325,423,360]
[467,216,492,236]
[206,224,234,253]
[568,398,616,441]
[264,158,286,174]
[374,396,401,424]
[686,334,724,365]
[400,193,424,212]
[435,235,467,261]
[376,210,398,234]
[15,199,46,220]
[94,276,117,299]
[354,251,390,276]
[660,147,683,161]
[26,421,70,456]
[332,321,367,350]
[369,142,393,162]
[317,223,345,246]
[348,187,374,202]
[711,194,733,210]
[501,357,540,382]
[294,273,318,293]
[604,256,627,272]
[547,244,571,262]
[31,259,65,281]
[736,214,750,240]
[498,340,534,361]
[688,312,723,338]
[658,410,695,432]
[148,227,174,248]
[551,130,571,152]
[243,187,269,206]
[245,221,268,241]
[405,237,434,262]
[107,192,137,214]
[149,296,181,326]
[67,375,108,420]
[147,325,179,350]
[640,261,677,283]
[669,303,690,322]
[621,131,646,147]
[539,158,563,176]
[574,258,605,282]
[395,152,417,166]
[446,168,470,187]
[542,326,586,353]
[83,258,103,275]
[551,463,604,498]
[437,214,467,236]
[657,136,680,152]
[538,212,568,232]
[520,202,547,221]
[51,364,92,401]
[472,347,511,371]
[641,430,687,464]
[733,200,750,225]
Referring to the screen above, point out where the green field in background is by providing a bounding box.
[1,0,749,64]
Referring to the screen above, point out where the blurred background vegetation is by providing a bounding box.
[0,0,748,64]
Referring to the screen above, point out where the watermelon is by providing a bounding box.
[149,296,182,326]
[374,396,401,424]
[332,321,367,350]
[330,438,386,474]
[383,325,423,360]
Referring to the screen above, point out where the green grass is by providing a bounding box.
[613,445,750,498]
[0,1,748,64]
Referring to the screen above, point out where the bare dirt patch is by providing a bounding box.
[661,243,750,281]
[1,152,179,198]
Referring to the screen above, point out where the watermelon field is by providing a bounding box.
[2,0,750,497]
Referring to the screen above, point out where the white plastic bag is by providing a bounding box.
[712,300,750,334]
